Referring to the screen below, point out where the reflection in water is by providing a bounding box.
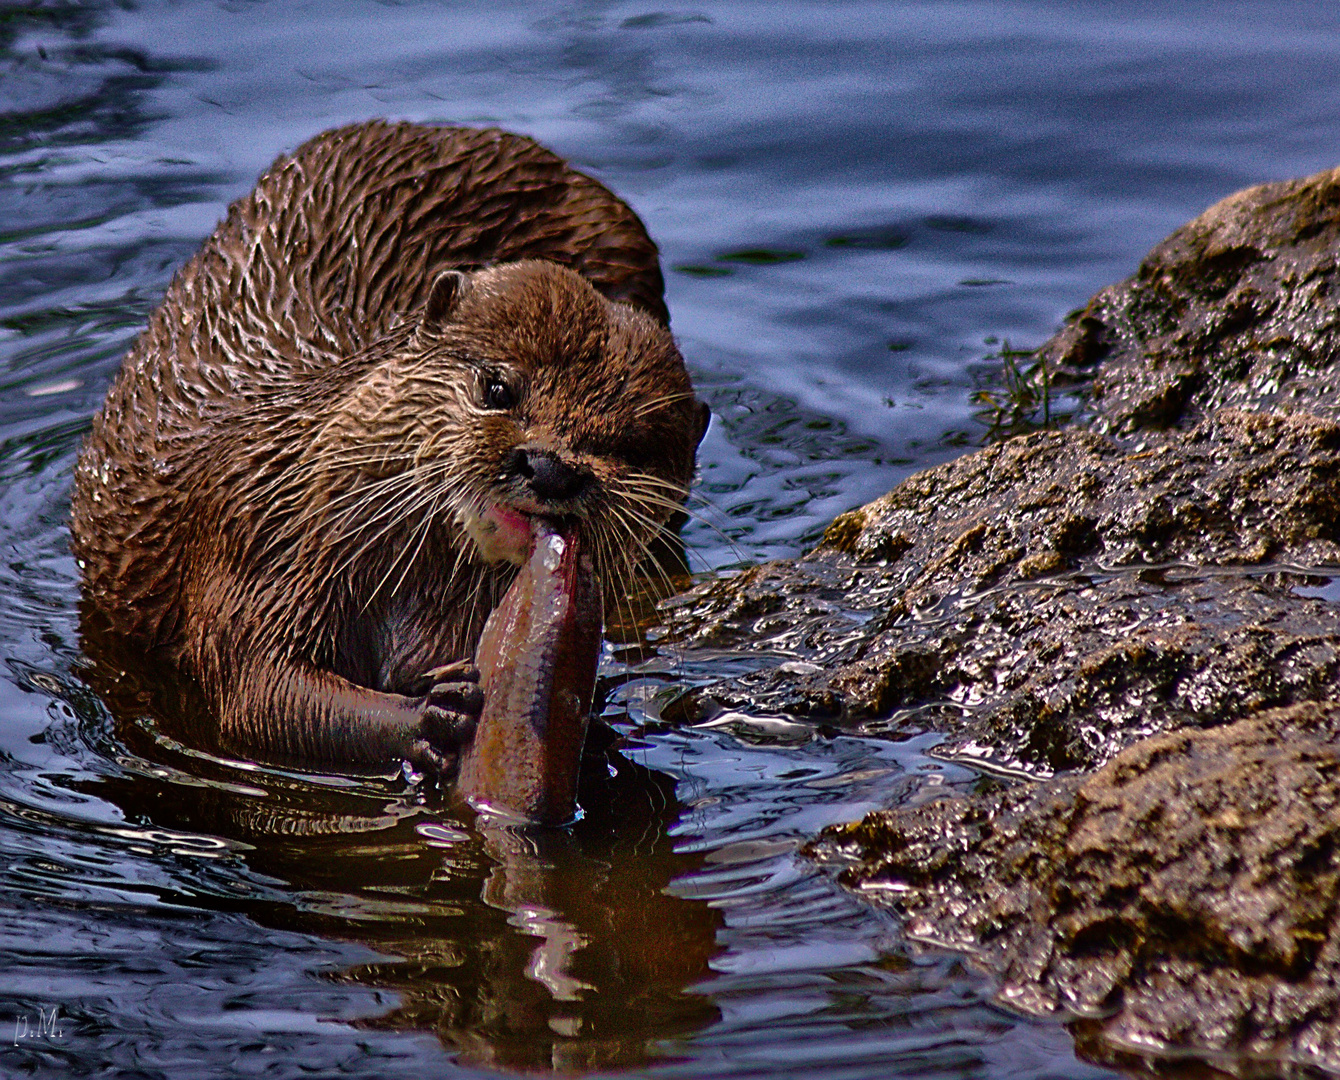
[3,610,1115,1079]
[361,818,720,1073]
[73,637,721,1074]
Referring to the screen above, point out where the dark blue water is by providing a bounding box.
[3,2,1339,1077]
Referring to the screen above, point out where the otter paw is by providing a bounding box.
[420,661,484,752]
[423,659,480,684]
[405,738,454,782]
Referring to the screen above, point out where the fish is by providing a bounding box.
[455,520,601,825]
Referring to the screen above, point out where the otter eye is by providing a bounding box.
[482,376,516,411]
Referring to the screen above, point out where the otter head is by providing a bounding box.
[388,259,705,589]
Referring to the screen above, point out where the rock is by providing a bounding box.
[655,160,1340,1068]
[807,702,1340,1074]
[1038,164,1340,433]
[665,408,1340,772]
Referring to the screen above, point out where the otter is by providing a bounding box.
[70,120,706,781]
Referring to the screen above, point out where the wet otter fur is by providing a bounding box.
[71,120,705,774]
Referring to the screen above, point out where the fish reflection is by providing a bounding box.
[339,812,722,1074]
[73,627,722,1074]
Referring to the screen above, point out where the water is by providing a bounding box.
[2,2,1339,1076]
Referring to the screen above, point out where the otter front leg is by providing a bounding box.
[218,655,480,776]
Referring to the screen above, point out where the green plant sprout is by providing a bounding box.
[971,339,1053,441]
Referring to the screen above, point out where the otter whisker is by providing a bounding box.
[610,537,663,642]
[320,471,445,585]
[245,446,416,505]
[625,481,737,534]
[460,557,505,653]
[336,482,448,584]
[630,389,698,419]
[308,480,421,550]
[322,467,437,544]
[592,517,638,618]
[618,470,734,523]
[606,503,680,606]
[588,525,613,635]
[370,487,444,613]
[358,482,444,600]
[608,478,746,569]
[592,505,663,624]
[318,451,470,551]
[252,465,426,559]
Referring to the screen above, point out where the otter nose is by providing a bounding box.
[505,448,591,502]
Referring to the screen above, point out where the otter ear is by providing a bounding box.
[421,269,470,332]
[694,399,712,449]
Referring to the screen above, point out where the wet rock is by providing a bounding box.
[655,160,1340,1071]
[1038,163,1340,433]
[807,702,1340,1074]
[665,170,1340,768]
[664,408,1340,771]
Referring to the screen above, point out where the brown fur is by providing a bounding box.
[71,121,703,771]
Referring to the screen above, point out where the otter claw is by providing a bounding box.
[420,664,484,757]
[423,659,480,685]
[405,738,453,782]
[423,695,483,743]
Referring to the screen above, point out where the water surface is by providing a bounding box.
[3,3,1339,1077]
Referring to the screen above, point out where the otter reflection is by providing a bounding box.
[74,634,721,1074]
